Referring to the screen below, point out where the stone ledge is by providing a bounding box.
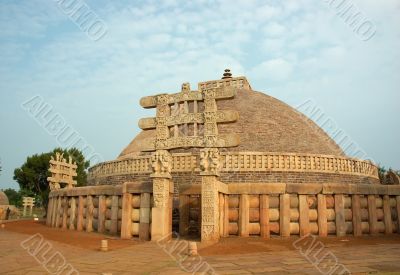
[49,185,122,197]
[123,182,152,194]
[286,183,322,194]
[228,183,286,195]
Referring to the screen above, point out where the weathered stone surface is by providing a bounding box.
[317,194,327,237]
[260,195,270,238]
[299,195,310,236]
[151,177,173,241]
[228,183,286,195]
[323,183,353,194]
[139,193,151,241]
[368,195,378,234]
[352,195,362,236]
[335,195,346,236]
[121,77,346,158]
[280,194,290,237]
[201,175,220,243]
[121,193,132,239]
[239,194,249,237]
[383,195,392,234]
[286,183,322,194]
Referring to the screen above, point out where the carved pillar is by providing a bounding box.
[299,195,310,237]
[62,197,68,229]
[76,196,84,231]
[280,194,290,237]
[200,148,221,243]
[110,195,119,235]
[69,197,76,230]
[318,194,328,237]
[46,197,53,226]
[352,195,362,236]
[55,197,62,228]
[139,193,151,241]
[151,150,173,241]
[335,194,346,236]
[86,195,94,233]
[260,195,270,238]
[121,192,132,239]
[98,195,107,233]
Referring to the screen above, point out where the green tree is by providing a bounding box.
[378,165,387,184]
[13,148,90,214]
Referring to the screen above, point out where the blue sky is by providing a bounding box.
[0,0,399,190]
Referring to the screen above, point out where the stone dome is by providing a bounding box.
[118,87,344,158]
[0,191,9,205]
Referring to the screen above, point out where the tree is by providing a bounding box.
[378,165,387,184]
[13,148,90,214]
[377,165,400,184]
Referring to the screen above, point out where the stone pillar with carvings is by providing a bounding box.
[151,150,173,241]
[200,148,221,243]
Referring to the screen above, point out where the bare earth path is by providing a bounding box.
[1,221,400,274]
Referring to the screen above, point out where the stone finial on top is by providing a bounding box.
[221,69,232,79]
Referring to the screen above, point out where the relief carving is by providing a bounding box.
[150,150,172,178]
[153,179,170,207]
[200,148,221,176]
[47,152,77,190]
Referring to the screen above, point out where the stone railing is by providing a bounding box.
[88,152,379,180]
[46,182,152,240]
[89,156,152,176]
[220,152,379,178]
[198,76,251,91]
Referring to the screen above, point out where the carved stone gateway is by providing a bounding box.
[22,197,35,216]
[47,152,77,190]
[138,83,240,150]
[139,77,239,242]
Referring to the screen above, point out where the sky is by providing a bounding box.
[0,0,399,190]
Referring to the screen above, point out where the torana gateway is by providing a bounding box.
[46,70,400,243]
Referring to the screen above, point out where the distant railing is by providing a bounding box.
[220,152,379,178]
[88,152,379,180]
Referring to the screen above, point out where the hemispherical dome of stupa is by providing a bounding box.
[0,191,9,205]
[118,88,344,159]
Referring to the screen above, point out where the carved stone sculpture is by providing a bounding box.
[150,150,172,178]
[47,152,77,190]
[200,148,221,176]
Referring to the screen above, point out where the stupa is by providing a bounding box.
[47,70,399,244]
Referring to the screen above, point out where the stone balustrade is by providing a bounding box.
[179,182,400,239]
[46,182,152,240]
[198,76,251,91]
[88,152,379,181]
[220,152,379,178]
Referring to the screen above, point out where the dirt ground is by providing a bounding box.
[3,220,400,256]
[2,220,139,251]
[199,234,400,256]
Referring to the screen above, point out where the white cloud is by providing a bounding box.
[0,0,399,189]
[250,58,294,81]
[263,22,286,37]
